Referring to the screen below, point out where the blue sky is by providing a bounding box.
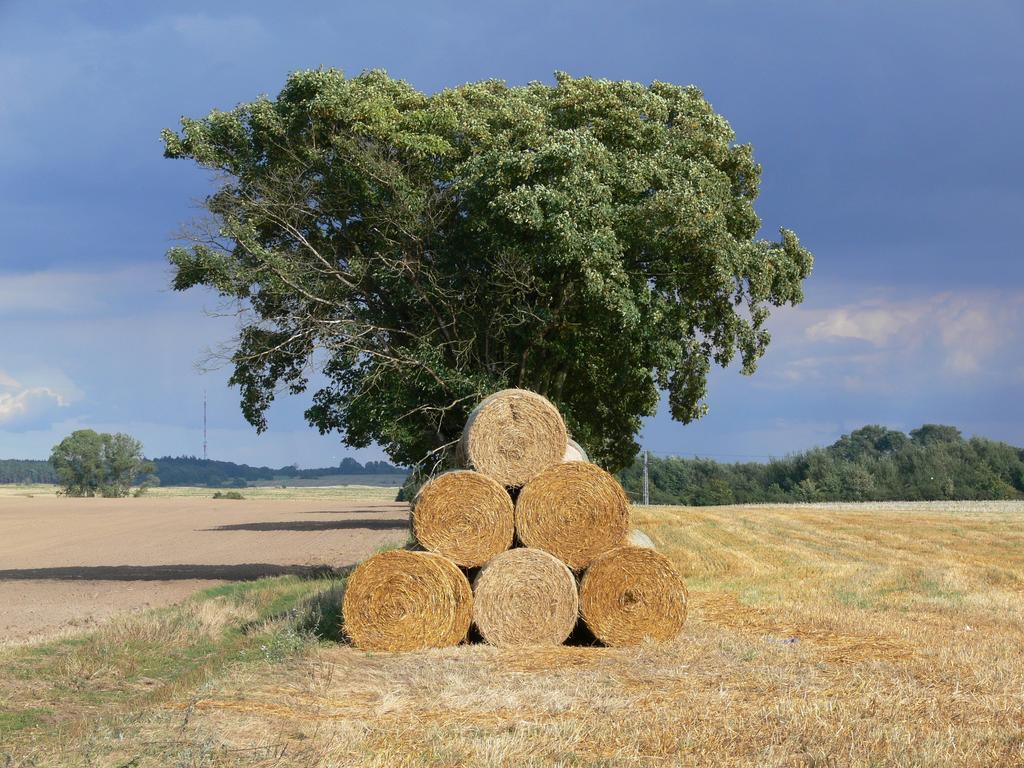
[1,1,1021,466]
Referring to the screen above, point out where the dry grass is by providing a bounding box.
[3,501,1024,766]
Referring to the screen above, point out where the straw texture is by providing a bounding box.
[515,461,630,570]
[461,389,568,487]
[472,548,579,647]
[563,438,589,462]
[412,470,514,567]
[580,546,688,646]
[342,550,472,651]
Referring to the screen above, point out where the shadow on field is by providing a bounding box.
[202,519,409,532]
[0,563,347,582]
[299,507,409,514]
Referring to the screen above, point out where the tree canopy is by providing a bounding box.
[49,429,154,497]
[163,69,813,470]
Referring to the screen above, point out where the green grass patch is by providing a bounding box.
[0,572,351,762]
[0,706,51,733]
[832,586,879,610]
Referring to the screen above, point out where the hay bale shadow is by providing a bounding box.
[564,617,601,647]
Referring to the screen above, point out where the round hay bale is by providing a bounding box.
[627,528,656,549]
[472,548,579,647]
[461,389,568,487]
[342,550,472,651]
[563,438,589,462]
[412,470,514,567]
[580,546,687,646]
[515,461,630,570]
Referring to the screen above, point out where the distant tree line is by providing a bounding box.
[150,456,406,488]
[619,425,1024,505]
[0,455,406,487]
[0,458,58,484]
[7,423,1022,503]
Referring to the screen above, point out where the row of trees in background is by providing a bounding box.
[150,456,405,487]
[0,458,57,484]
[619,425,1024,505]
[0,452,405,488]
[6,423,1022,502]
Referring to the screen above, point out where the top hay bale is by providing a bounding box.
[460,389,568,487]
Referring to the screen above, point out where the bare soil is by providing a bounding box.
[0,496,409,644]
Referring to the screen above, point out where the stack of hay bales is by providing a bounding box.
[342,388,688,651]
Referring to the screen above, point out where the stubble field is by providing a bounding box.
[1,498,1022,766]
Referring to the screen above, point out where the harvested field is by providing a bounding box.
[2,500,1023,766]
[0,492,408,644]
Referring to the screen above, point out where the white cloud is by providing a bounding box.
[806,304,928,345]
[0,386,67,426]
[799,291,1023,378]
[0,368,79,430]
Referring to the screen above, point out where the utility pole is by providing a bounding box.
[642,449,649,506]
[203,390,208,461]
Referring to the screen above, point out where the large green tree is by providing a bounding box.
[49,430,154,497]
[163,70,813,470]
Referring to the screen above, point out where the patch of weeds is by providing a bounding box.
[878,569,966,607]
[918,577,966,606]
[212,490,244,500]
[199,578,266,603]
[240,626,311,663]
[680,575,729,592]
[262,581,327,619]
[833,587,878,610]
[0,706,51,732]
[295,581,349,644]
[982,566,1021,587]
[374,535,415,554]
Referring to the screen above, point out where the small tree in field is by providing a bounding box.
[163,70,813,471]
[49,430,154,497]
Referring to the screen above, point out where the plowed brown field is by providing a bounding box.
[0,494,408,643]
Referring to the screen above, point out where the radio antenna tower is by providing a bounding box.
[203,390,208,461]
